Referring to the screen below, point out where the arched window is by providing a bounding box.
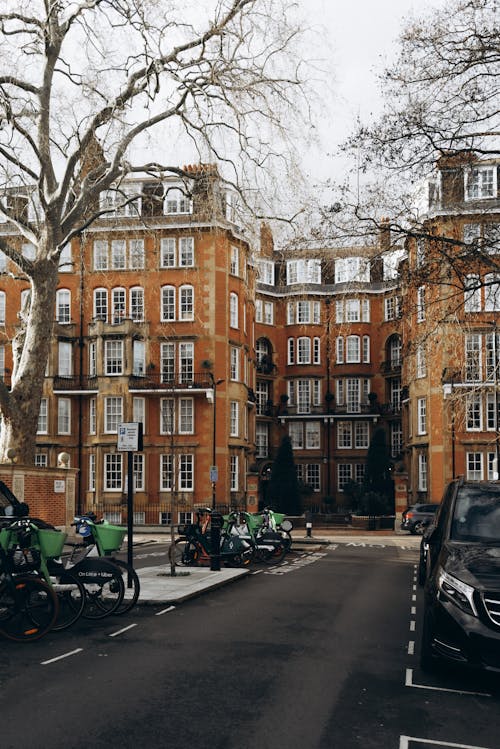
[179,285,194,321]
[130,287,144,322]
[388,334,402,367]
[112,287,126,323]
[93,288,108,321]
[161,285,175,321]
[56,289,71,323]
[346,335,360,363]
[297,337,311,364]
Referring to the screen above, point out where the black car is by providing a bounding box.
[401,503,440,534]
[0,480,28,518]
[420,478,500,673]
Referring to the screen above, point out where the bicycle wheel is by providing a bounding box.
[50,570,85,632]
[0,575,58,642]
[110,559,140,615]
[168,538,199,566]
[78,560,125,619]
[258,541,287,565]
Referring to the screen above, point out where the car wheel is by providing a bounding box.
[414,521,426,535]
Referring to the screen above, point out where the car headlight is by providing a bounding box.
[437,568,477,617]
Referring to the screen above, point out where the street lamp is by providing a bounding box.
[207,373,224,572]
[208,373,224,509]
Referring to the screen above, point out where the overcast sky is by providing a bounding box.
[305,0,444,182]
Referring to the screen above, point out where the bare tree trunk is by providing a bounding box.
[0,259,58,464]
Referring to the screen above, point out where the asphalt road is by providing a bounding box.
[0,543,498,749]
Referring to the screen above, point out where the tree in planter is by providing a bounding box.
[268,435,301,515]
[0,0,311,464]
[363,428,394,515]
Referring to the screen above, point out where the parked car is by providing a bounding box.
[401,503,440,534]
[420,478,500,674]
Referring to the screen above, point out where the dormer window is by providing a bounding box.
[100,185,142,217]
[465,166,497,200]
[164,187,191,215]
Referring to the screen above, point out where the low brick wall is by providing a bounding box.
[0,466,77,529]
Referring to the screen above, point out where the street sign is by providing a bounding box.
[118,423,142,452]
[210,466,218,482]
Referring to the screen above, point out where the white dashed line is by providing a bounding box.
[155,605,176,616]
[109,623,138,637]
[400,735,493,748]
[408,640,415,655]
[41,648,83,665]
[410,620,416,632]
[404,669,491,697]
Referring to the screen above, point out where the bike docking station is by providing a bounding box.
[210,511,223,571]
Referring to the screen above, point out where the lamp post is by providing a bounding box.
[208,373,224,510]
[208,373,224,572]
[489,321,499,480]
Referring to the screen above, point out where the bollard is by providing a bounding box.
[210,511,222,571]
[306,521,312,538]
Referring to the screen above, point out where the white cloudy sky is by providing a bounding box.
[302,0,445,182]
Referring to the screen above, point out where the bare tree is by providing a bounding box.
[0,0,311,463]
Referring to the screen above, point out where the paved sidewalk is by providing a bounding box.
[135,564,249,605]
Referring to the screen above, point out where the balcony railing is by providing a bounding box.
[381,359,402,374]
[129,372,213,391]
[53,375,98,391]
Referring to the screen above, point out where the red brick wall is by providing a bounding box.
[0,466,77,528]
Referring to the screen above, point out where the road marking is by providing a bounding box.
[410,620,416,632]
[413,584,417,591]
[400,736,493,748]
[411,606,416,615]
[412,594,416,602]
[109,623,138,637]
[250,569,263,576]
[408,640,415,655]
[41,648,83,665]
[404,669,491,697]
[155,605,176,616]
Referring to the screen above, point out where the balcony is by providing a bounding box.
[52,375,98,392]
[381,359,402,375]
[88,317,149,337]
[128,372,213,392]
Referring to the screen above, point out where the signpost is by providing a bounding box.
[118,423,143,581]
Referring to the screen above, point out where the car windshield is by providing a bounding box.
[451,484,500,543]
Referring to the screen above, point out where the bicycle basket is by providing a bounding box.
[247,513,263,531]
[93,523,127,553]
[37,528,67,558]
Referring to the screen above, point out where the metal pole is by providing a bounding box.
[212,375,217,510]
[127,450,134,576]
[493,325,499,480]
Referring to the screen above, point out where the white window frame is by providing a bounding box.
[417,397,427,435]
[104,453,123,491]
[57,398,71,435]
[104,339,124,375]
[37,398,48,434]
[465,166,497,201]
[230,292,239,328]
[104,396,123,434]
[230,401,239,437]
[56,289,71,324]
